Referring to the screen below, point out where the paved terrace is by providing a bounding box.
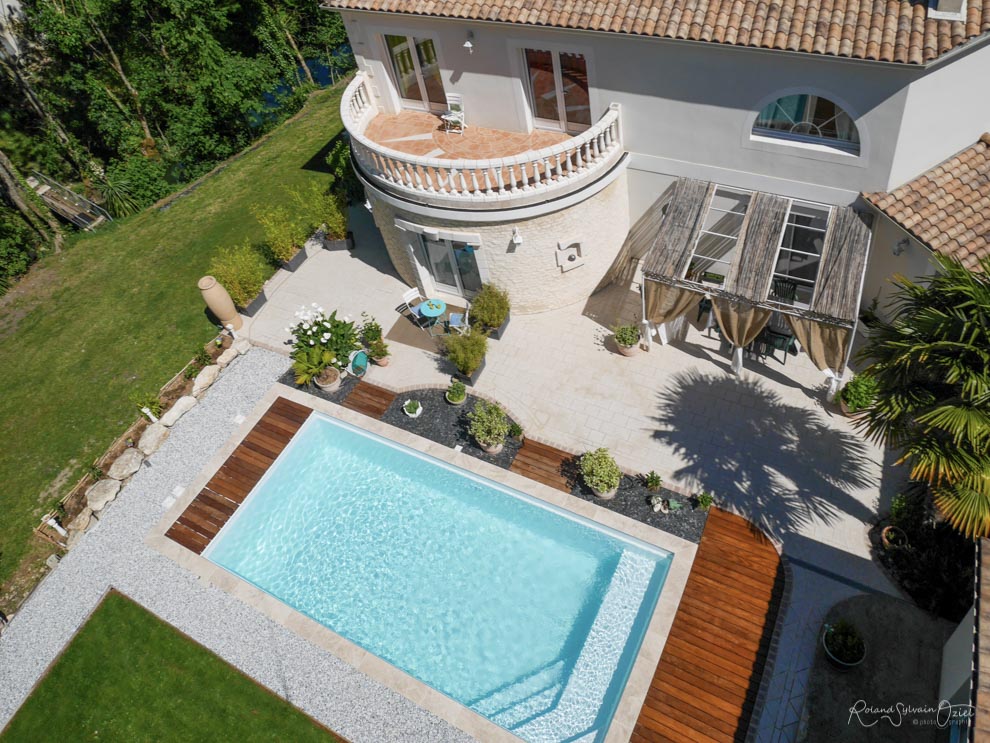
[246,207,904,741]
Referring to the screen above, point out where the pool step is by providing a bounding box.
[473,660,564,720]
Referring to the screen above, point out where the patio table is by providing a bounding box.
[420,298,447,335]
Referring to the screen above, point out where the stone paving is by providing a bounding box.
[0,349,470,743]
[246,205,908,742]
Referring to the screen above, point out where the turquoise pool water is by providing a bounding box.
[206,414,672,742]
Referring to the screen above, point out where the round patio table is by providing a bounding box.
[420,298,446,334]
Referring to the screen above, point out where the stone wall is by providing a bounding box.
[371,173,630,314]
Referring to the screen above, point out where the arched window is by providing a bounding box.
[753,94,860,155]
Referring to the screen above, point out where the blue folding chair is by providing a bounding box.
[347,350,368,378]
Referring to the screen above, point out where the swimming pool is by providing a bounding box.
[206,414,672,742]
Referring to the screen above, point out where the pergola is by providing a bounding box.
[636,178,873,397]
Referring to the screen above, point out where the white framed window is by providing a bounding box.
[770,200,832,307]
[753,94,860,155]
[522,48,591,133]
[383,34,447,111]
[688,186,753,287]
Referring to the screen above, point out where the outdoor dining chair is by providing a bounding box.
[441,94,465,135]
[401,288,430,331]
[446,305,470,335]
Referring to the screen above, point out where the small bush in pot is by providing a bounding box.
[368,338,390,365]
[403,399,422,418]
[467,400,509,454]
[612,324,640,351]
[292,347,335,386]
[644,471,663,492]
[470,284,510,331]
[581,448,621,498]
[446,379,467,405]
[252,204,307,264]
[443,331,488,378]
[840,374,878,414]
[695,491,714,511]
[822,619,866,669]
[209,241,271,308]
[509,422,524,443]
[361,314,383,344]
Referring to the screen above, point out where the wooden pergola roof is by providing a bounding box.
[641,178,872,328]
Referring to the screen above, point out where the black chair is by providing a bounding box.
[762,329,797,365]
[771,278,798,305]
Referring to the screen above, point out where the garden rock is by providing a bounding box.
[107,448,144,480]
[216,347,239,368]
[192,364,220,396]
[232,338,251,355]
[160,396,197,427]
[138,422,169,455]
[66,530,85,551]
[86,478,121,511]
[67,507,93,532]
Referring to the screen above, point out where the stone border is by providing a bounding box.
[147,383,698,743]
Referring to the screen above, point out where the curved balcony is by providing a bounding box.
[341,72,625,210]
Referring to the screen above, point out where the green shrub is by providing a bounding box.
[467,401,509,449]
[509,422,523,439]
[890,486,928,534]
[291,182,348,240]
[326,138,364,204]
[823,620,865,663]
[0,208,38,293]
[696,491,714,510]
[367,338,389,359]
[443,331,488,376]
[252,204,307,263]
[209,241,271,307]
[95,174,141,218]
[446,379,466,403]
[292,346,334,386]
[129,390,162,417]
[470,284,510,330]
[581,448,621,493]
[644,471,663,491]
[361,314,383,343]
[105,155,171,210]
[288,306,359,369]
[841,373,879,413]
[613,324,640,347]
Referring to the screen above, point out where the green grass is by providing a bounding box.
[0,85,345,594]
[0,592,339,741]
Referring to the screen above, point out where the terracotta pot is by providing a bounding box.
[373,355,390,367]
[881,525,908,550]
[314,368,340,392]
[617,343,639,357]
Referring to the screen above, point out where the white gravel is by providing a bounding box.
[0,348,471,743]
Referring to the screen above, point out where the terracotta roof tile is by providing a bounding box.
[863,134,990,269]
[327,0,990,64]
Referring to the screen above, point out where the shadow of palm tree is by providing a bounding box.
[652,370,877,542]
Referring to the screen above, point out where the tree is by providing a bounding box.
[0,148,64,251]
[856,255,990,537]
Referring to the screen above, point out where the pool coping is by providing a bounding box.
[147,383,697,743]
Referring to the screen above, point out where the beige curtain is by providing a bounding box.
[787,316,852,398]
[713,299,771,347]
[713,299,772,374]
[643,281,702,326]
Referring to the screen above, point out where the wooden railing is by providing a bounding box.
[341,72,624,209]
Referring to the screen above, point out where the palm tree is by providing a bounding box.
[856,254,990,537]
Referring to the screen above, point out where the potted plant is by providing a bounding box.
[821,619,866,670]
[445,379,467,406]
[292,347,340,391]
[443,331,489,386]
[209,241,271,317]
[644,471,663,492]
[581,448,622,499]
[881,525,908,549]
[859,295,881,328]
[839,374,878,417]
[361,314,383,344]
[253,204,308,271]
[612,324,641,356]
[467,400,509,454]
[403,399,422,419]
[694,490,714,511]
[471,283,511,340]
[509,422,524,444]
[368,338,390,367]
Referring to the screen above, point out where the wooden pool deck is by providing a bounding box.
[632,508,784,742]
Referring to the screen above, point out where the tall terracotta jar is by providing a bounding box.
[198,276,242,331]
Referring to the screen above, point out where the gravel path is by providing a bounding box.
[0,348,470,743]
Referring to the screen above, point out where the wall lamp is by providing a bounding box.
[892,238,909,256]
[511,227,523,246]
[463,31,475,54]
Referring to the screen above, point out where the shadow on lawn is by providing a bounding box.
[652,370,877,543]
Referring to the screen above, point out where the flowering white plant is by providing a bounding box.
[288,304,358,370]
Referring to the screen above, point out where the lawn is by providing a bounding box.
[0,592,339,741]
[0,84,346,602]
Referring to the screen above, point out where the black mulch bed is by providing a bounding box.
[277,368,359,404]
[278,377,707,543]
[380,389,523,470]
[566,468,708,544]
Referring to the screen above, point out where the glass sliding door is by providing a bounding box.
[417,237,483,298]
[384,34,447,111]
[523,48,591,133]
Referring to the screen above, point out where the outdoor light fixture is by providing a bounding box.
[511,227,523,246]
[364,198,373,212]
[463,31,474,54]
[892,238,909,256]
